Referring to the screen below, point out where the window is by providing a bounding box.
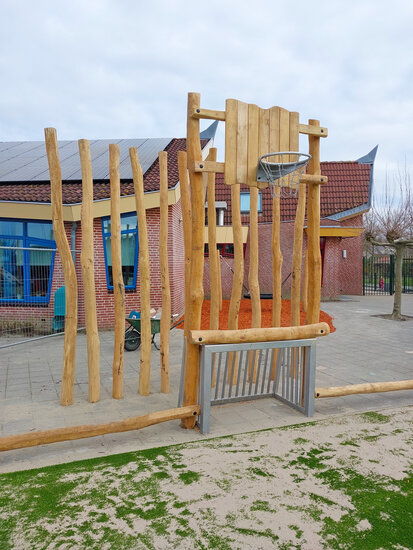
[101,213,139,290]
[0,219,56,304]
[240,192,263,213]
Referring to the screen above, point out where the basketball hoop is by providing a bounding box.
[257,152,311,198]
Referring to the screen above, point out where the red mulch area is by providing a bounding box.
[177,299,336,333]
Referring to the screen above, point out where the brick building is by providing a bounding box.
[0,129,376,332]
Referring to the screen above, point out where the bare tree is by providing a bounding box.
[364,168,413,319]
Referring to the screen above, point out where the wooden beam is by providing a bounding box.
[315,379,413,398]
[191,108,226,121]
[130,147,151,396]
[193,160,225,173]
[190,322,330,345]
[207,148,220,332]
[110,144,125,399]
[159,151,171,394]
[44,128,78,407]
[299,123,328,137]
[300,174,327,185]
[0,406,200,452]
[306,226,364,238]
[79,139,100,403]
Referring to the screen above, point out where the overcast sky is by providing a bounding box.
[1,0,413,198]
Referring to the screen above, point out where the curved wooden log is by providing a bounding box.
[207,148,219,331]
[315,380,413,398]
[44,128,78,407]
[110,144,125,399]
[130,147,151,396]
[159,151,171,393]
[190,322,329,345]
[0,406,200,452]
[79,139,100,403]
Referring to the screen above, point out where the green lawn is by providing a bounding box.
[1,409,412,549]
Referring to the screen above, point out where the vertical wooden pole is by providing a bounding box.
[44,128,78,407]
[206,148,219,387]
[302,248,309,313]
[306,120,322,325]
[207,148,219,331]
[217,248,223,311]
[291,183,306,326]
[248,186,261,381]
[129,147,151,396]
[177,151,192,338]
[181,92,204,429]
[78,139,100,403]
[227,183,243,383]
[159,151,171,393]
[110,144,125,399]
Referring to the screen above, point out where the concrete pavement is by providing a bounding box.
[0,295,412,473]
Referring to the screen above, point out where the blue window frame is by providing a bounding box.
[240,192,263,213]
[101,213,139,290]
[0,219,56,304]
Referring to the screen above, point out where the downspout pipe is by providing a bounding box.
[71,222,77,265]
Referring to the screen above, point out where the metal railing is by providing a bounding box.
[363,255,413,295]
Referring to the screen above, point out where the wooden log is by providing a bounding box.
[248,186,261,381]
[193,160,225,173]
[109,144,125,399]
[302,248,309,313]
[299,123,328,137]
[177,151,192,339]
[217,248,223,311]
[0,406,200,452]
[315,380,413,398]
[190,322,329,345]
[159,151,171,394]
[306,120,322,325]
[130,147,151,396]
[191,108,226,121]
[44,128,78,407]
[181,93,205,429]
[207,148,220,331]
[79,139,100,403]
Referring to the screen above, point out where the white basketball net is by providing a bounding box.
[257,152,311,198]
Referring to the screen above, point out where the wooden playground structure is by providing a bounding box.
[1,92,412,452]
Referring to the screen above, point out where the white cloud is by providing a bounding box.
[1,0,413,196]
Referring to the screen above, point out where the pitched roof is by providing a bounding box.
[214,156,374,223]
[0,138,207,205]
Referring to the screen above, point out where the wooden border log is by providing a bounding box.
[315,380,413,398]
[181,93,205,429]
[159,151,171,393]
[130,147,152,396]
[44,128,78,407]
[306,119,322,325]
[79,139,100,403]
[190,322,329,345]
[110,144,125,399]
[0,406,200,452]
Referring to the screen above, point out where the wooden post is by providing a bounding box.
[129,147,151,396]
[217,248,223,311]
[302,248,309,313]
[79,139,100,403]
[271,195,282,380]
[177,151,192,339]
[227,183,244,382]
[248,186,261,381]
[306,120,322,325]
[44,128,78,406]
[159,151,171,393]
[207,148,220,331]
[110,144,125,399]
[181,92,205,429]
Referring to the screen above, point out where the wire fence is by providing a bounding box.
[363,254,413,295]
[0,246,78,346]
